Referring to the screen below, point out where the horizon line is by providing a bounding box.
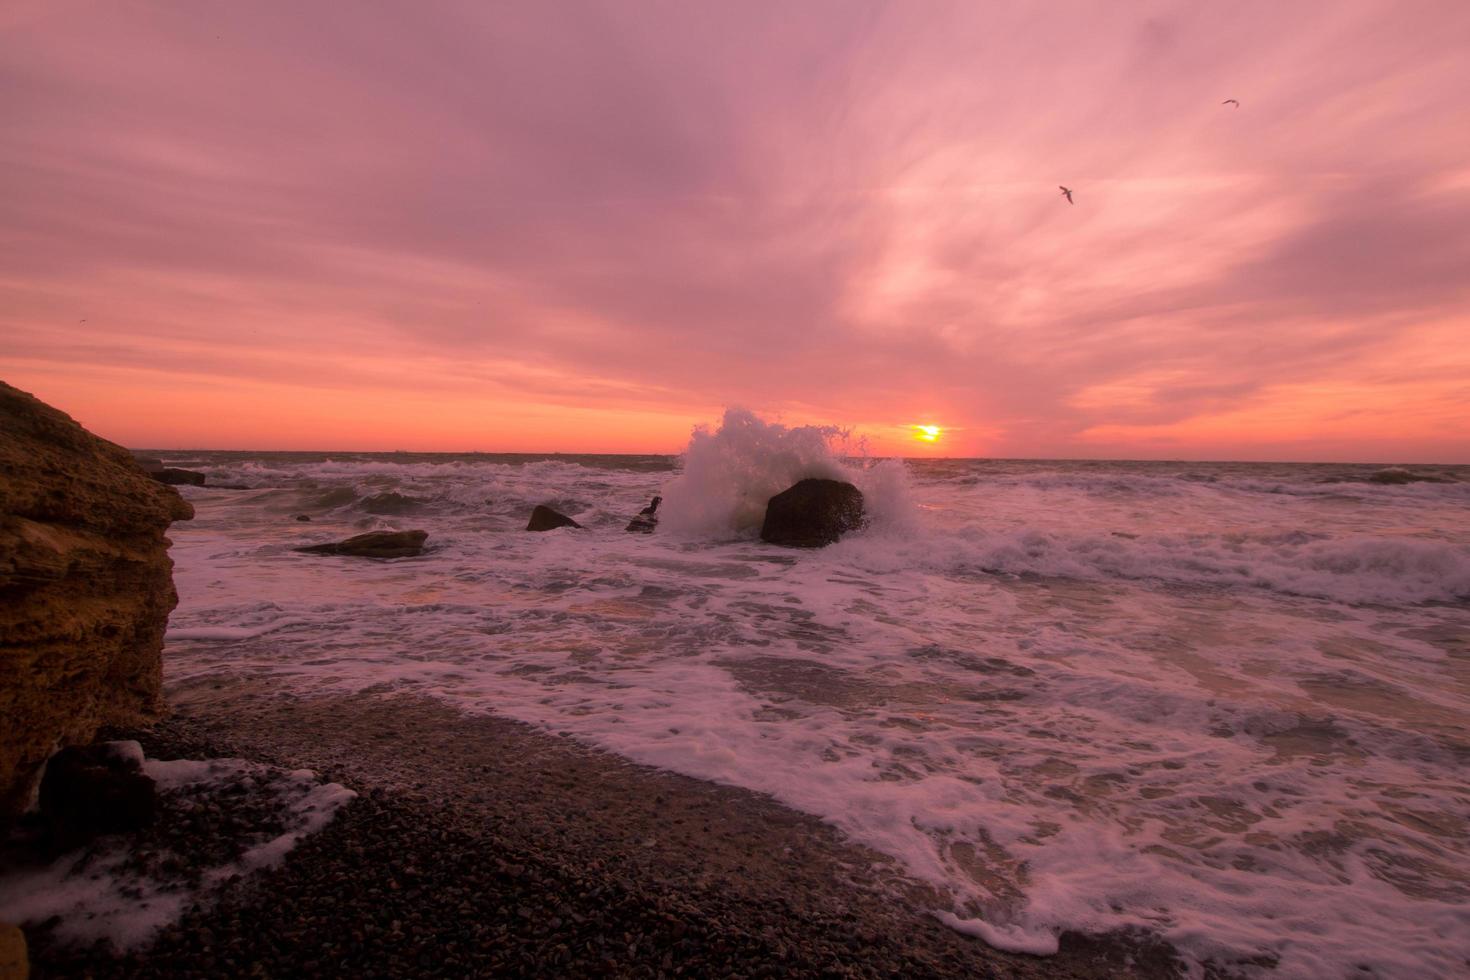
[128,447,1470,468]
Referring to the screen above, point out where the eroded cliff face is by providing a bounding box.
[0,382,193,822]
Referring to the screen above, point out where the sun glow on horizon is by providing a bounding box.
[912,424,942,443]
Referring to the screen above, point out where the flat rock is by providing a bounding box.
[759,479,865,548]
[527,505,581,532]
[0,381,192,824]
[150,467,206,486]
[294,530,428,558]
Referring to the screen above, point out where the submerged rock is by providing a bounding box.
[360,492,423,515]
[150,467,206,486]
[131,454,165,472]
[39,743,157,849]
[0,381,193,824]
[294,530,428,558]
[1368,467,1449,485]
[625,496,662,534]
[759,479,864,548]
[527,506,582,532]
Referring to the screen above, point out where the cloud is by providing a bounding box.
[2,0,1468,458]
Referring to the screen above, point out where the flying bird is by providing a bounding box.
[1222,99,1239,107]
[1059,186,1074,204]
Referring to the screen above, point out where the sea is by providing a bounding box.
[154,411,1470,978]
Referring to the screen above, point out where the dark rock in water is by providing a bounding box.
[1369,467,1449,485]
[131,455,165,472]
[760,479,864,548]
[625,495,662,533]
[0,381,192,824]
[294,530,428,558]
[150,467,206,486]
[527,505,582,532]
[360,491,423,515]
[294,514,312,522]
[39,743,157,849]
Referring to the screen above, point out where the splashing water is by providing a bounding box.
[660,408,856,537]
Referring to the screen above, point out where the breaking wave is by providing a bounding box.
[659,408,917,539]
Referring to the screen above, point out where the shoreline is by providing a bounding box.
[25,676,1187,977]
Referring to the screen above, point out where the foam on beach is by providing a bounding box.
[0,745,355,952]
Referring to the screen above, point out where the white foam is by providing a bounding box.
[0,752,355,952]
[0,852,189,951]
[934,911,1060,955]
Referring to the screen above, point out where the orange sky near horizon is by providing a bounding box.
[3,2,1469,462]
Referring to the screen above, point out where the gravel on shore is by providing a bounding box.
[21,676,1192,978]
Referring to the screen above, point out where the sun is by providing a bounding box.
[912,424,942,443]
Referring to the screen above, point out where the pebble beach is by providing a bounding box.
[24,682,1182,979]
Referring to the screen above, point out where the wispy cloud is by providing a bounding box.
[2,1,1467,458]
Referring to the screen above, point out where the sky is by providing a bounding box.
[3,1,1469,460]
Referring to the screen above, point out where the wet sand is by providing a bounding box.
[28,674,1188,978]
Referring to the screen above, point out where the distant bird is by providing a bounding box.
[1222,99,1239,107]
[1059,185,1074,204]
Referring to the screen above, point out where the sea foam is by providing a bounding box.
[150,426,1470,977]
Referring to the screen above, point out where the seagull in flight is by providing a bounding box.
[1222,99,1239,107]
[1059,185,1074,204]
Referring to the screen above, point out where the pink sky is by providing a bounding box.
[3,1,1469,460]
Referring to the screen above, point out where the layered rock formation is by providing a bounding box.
[759,479,865,548]
[0,382,193,824]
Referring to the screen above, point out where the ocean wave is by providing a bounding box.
[887,527,1470,605]
[165,442,1470,609]
[159,441,1470,977]
[924,469,1470,506]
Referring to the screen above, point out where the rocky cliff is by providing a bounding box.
[0,382,193,823]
